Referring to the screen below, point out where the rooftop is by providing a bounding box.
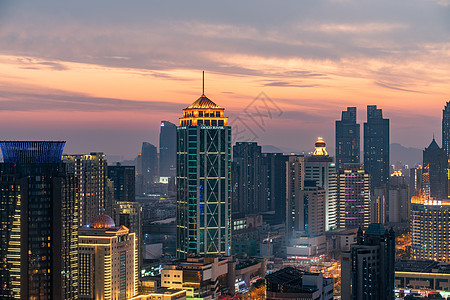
[0,141,66,163]
[185,94,222,109]
[395,259,450,274]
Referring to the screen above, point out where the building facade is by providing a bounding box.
[176,94,231,258]
[232,142,265,216]
[296,186,326,237]
[338,164,370,229]
[160,121,177,178]
[108,163,136,202]
[78,213,138,300]
[411,196,450,262]
[364,105,389,209]
[141,142,158,189]
[341,223,395,300]
[423,138,448,199]
[286,156,305,233]
[0,141,79,299]
[335,107,360,170]
[64,152,107,226]
[305,138,337,231]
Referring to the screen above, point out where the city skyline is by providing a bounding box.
[0,1,448,158]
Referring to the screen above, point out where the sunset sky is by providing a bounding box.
[0,0,449,158]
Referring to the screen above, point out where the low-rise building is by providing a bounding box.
[131,287,186,300]
[265,267,333,300]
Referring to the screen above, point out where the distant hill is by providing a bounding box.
[261,145,284,153]
[390,143,422,167]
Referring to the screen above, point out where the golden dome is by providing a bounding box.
[186,95,222,109]
[90,213,115,229]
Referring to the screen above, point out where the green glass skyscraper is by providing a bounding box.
[176,93,231,258]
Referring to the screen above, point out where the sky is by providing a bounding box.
[0,0,449,159]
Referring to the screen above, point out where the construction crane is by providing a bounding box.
[263,231,285,261]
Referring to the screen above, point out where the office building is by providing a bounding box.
[388,185,409,223]
[295,185,326,236]
[261,153,288,225]
[113,201,142,271]
[64,152,107,226]
[0,141,78,299]
[411,195,450,262]
[108,163,135,202]
[79,213,138,299]
[232,142,265,216]
[286,155,305,233]
[423,137,447,199]
[409,166,423,197]
[160,121,177,177]
[141,142,158,188]
[265,267,333,300]
[176,92,231,258]
[341,223,395,300]
[305,137,338,231]
[338,164,370,229]
[335,107,360,169]
[443,102,450,160]
[364,105,389,209]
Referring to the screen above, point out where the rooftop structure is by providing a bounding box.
[0,140,65,163]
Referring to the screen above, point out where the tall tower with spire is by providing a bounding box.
[176,74,231,258]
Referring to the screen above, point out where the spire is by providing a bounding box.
[202,70,205,95]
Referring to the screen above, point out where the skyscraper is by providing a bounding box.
[0,141,79,299]
[341,223,395,300]
[335,107,360,170]
[338,164,370,229]
[232,142,265,216]
[296,184,326,236]
[261,153,288,225]
[141,142,158,186]
[364,105,389,218]
[423,138,448,199]
[442,101,450,160]
[79,213,138,299]
[159,121,177,178]
[286,155,305,233]
[176,92,231,258]
[108,163,135,202]
[63,152,107,226]
[305,138,338,231]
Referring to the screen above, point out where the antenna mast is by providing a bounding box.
[202,70,205,95]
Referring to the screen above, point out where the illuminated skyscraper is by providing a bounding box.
[0,141,79,299]
[442,102,450,159]
[159,121,177,177]
[176,91,231,258]
[335,107,360,170]
[79,213,138,299]
[64,152,107,226]
[338,164,370,229]
[305,138,337,231]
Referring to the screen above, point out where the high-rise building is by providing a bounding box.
[113,201,142,273]
[232,142,265,216]
[442,102,450,160]
[409,166,423,197]
[296,184,326,236]
[341,223,395,300]
[423,138,447,199]
[286,156,305,233]
[176,93,231,258]
[63,152,107,226]
[338,164,370,229]
[261,153,288,225]
[141,142,158,187]
[364,105,389,210]
[79,213,138,299]
[108,163,135,202]
[335,107,360,170]
[305,138,337,231]
[160,121,177,178]
[411,195,450,262]
[0,141,79,299]
[388,185,409,223]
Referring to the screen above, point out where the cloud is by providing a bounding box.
[374,81,426,94]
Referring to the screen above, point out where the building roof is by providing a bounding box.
[395,259,450,274]
[0,141,66,163]
[365,223,387,236]
[186,95,222,109]
[426,137,441,150]
[90,213,115,229]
